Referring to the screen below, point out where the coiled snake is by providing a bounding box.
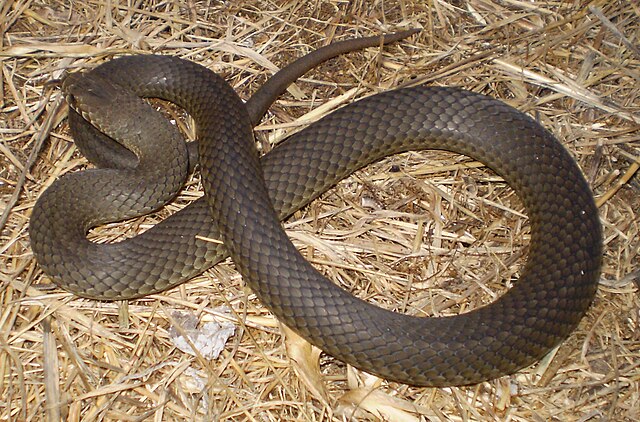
[30,31,601,386]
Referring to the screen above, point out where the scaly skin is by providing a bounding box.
[30,32,601,386]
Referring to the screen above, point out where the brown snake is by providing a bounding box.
[30,31,602,386]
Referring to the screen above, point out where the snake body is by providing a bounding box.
[30,33,602,386]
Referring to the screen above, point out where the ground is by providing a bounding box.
[1,1,638,421]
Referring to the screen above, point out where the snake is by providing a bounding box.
[29,31,602,386]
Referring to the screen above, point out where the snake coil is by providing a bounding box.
[30,32,601,386]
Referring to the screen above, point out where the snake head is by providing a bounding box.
[62,71,124,123]
[61,70,147,142]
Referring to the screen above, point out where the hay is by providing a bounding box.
[1,0,638,420]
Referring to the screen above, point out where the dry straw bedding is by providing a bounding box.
[1,0,638,421]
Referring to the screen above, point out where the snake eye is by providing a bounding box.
[66,93,77,110]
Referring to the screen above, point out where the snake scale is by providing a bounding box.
[30,31,602,386]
